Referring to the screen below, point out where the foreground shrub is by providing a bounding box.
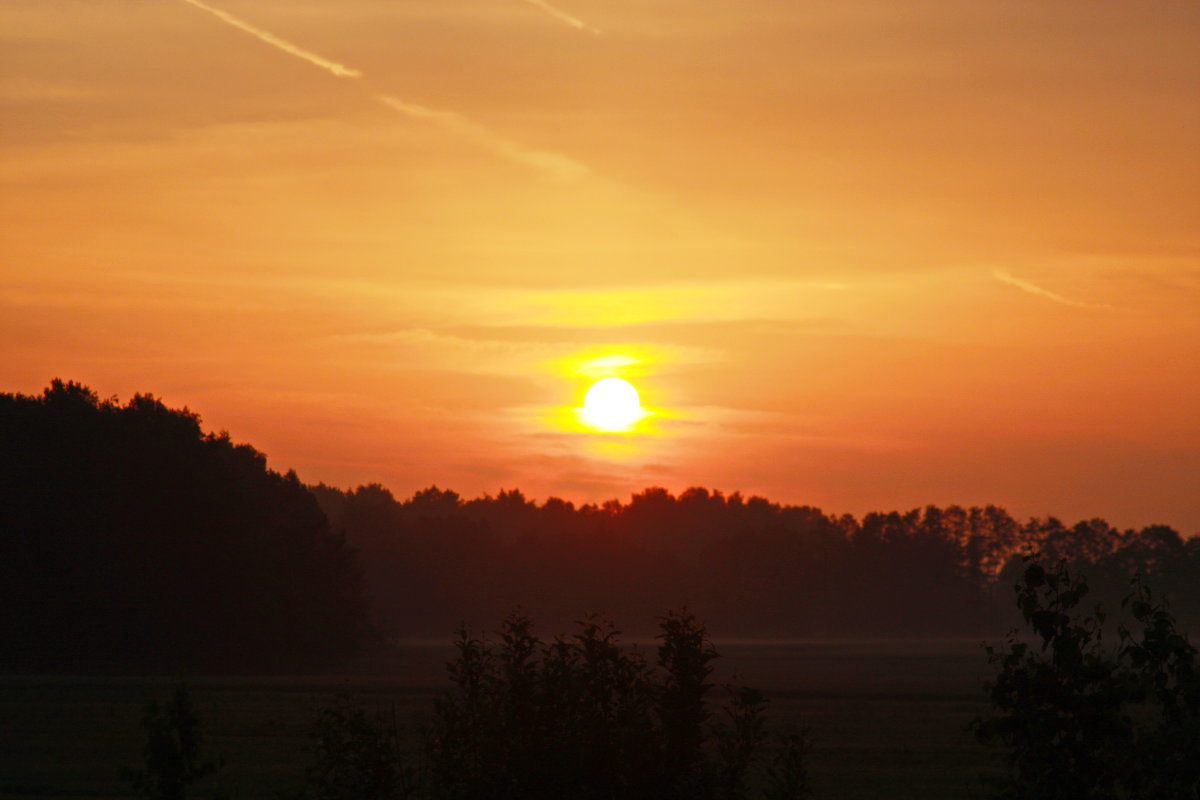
[301,610,811,799]
[426,609,811,799]
[974,557,1200,799]
[121,686,222,800]
[304,693,420,800]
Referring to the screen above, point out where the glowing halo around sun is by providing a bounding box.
[579,377,646,432]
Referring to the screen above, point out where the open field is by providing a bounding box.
[0,640,1001,799]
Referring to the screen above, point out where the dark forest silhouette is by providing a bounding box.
[2,380,1197,673]
[314,483,1200,642]
[0,381,370,673]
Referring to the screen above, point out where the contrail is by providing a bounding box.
[376,95,588,180]
[993,270,1115,310]
[520,0,600,34]
[179,0,588,179]
[179,0,361,78]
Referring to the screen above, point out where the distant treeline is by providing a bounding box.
[2,380,1196,674]
[313,483,1200,641]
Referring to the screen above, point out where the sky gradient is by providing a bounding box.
[3,0,1198,531]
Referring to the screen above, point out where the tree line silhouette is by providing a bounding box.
[2,380,1196,673]
[313,483,1200,642]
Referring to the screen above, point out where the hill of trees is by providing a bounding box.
[2,379,1196,673]
[0,381,371,673]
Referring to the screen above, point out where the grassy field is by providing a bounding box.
[0,640,1002,799]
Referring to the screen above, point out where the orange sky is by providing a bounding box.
[3,0,1198,532]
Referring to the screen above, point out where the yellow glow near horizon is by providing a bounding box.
[580,377,644,431]
[535,351,661,437]
[575,354,642,377]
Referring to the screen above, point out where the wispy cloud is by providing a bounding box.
[519,0,600,34]
[993,270,1115,311]
[179,0,362,78]
[375,95,588,181]
[179,0,587,179]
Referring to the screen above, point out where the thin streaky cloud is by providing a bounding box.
[177,0,587,179]
[375,95,588,181]
[179,0,362,78]
[520,0,600,34]
[993,270,1116,311]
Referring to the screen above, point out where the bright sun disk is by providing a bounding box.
[581,377,643,431]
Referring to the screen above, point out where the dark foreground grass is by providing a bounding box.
[0,641,999,800]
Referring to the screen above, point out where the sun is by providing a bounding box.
[581,377,644,431]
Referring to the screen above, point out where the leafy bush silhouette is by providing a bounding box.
[762,727,813,800]
[121,686,222,800]
[302,693,420,800]
[974,556,1200,799]
[712,684,772,799]
[302,610,809,799]
[429,612,661,799]
[423,609,809,800]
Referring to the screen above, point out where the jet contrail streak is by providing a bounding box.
[178,0,588,179]
[376,95,588,180]
[180,0,362,77]
[993,270,1115,310]
[520,0,600,34]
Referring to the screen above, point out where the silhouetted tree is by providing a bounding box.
[712,684,769,800]
[762,727,813,800]
[975,557,1200,799]
[420,610,791,800]
[303,693,418,800]
[658,609,718,794]
[121,686,222,800]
